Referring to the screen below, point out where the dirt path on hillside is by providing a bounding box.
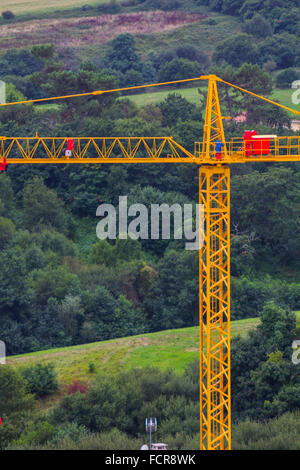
[0,11,207,51]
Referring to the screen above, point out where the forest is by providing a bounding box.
[0,0,300,450]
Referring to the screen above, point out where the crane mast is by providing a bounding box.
[1,75,300,450]
[199,76,231,449]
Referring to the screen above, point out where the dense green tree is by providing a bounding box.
[0,366,35,449]
[103,34,142,74]
[275,9,300,34]
[2,10,14,20]
[231,167,300,261]
[0,217,16,248]
[22,177,70,234]
[232,411,300,450]
[144,249,198,330]
[243,13,273,37]
[251,354,291,402]
[265,385,300,417]
[0,173,15,215]
[158,58,202,84]
[259,301,296,355]
[258,33,300,69]
[89,240,115,267]
[29,265,80,305]
[0,49,42,77]
[233,63,273,96]
[50,365,199,444]
[31,61,117,119]
[31,44,55,60]
[59,295,83,339]
[231,234,256,276]
[276,68,300,88]
[213,34,258,67]
[0,247,33,313]
[231,301,298,420]
[80,285,145,342]
[158,93,202,127]
[21,362,59,398]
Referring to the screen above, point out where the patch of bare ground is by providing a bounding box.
[0,11,207,51]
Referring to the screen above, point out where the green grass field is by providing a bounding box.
[7,314,293,387]
[123,85,300,120]
[121,86,206,107]
[271,88,300,116]
[0,0,108,15]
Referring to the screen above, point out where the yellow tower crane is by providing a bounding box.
[1,74,300,450]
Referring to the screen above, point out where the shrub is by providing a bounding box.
[31,44,54,59]
[243,14,273,38]
[0,366,35,449]
[232,411,300,450]
[21,363,58,398]
[97,0,121,14]
[10,421,56,448]
[49,422,89,447]
[48,428,142,450]
[88,362,96,374]
[2,11,14,20]
[0,217,16,249]
[276,68,300,88]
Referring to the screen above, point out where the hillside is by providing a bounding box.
[0,11,206,52]
[120,85,300,115]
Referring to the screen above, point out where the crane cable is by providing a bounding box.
[0,74,299,115]
[218,78,300,116]
[0,76,206,107]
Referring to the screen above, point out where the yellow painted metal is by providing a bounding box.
[2,134,300,164]
[202,75,228,160]
[199,165,231,450]
[195,135,300,163]
[0,136,195,164]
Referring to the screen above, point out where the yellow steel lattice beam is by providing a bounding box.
[0,136,195,164]
[199,165,231,450]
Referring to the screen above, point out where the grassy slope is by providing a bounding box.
[120,86,206,107]
[271,88,300,116]
[134,13,240,57]
[77,12,239,64]
[7,313,300,389]
[121,85,300,116]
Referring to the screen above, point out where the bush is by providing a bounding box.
[10,421,56,448]
[22,177,70,234]
[158,58,202,84]
[21,363,58,398]
[0,366,35,449]
[0,217,16,249]
[49,422,90,447]
[31,44,54,60]
[243,14,273,38]
[88,362,96,373]
[231,276,300,320]
[2,11,14,20]
[232,411,300,450]
[97,1,121,14]
[276,68,300,88]
[51,365,199,444]
[0,49,42,77]
[47,428,142,450]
